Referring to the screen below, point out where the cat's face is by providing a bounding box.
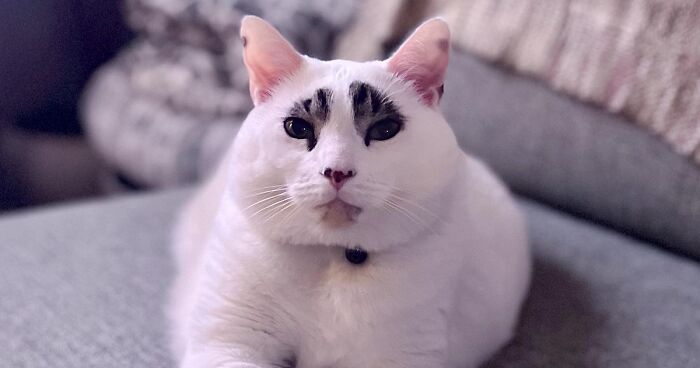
[230,17,460,251]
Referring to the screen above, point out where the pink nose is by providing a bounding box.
[322,168,355,190]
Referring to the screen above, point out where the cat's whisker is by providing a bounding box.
[380,81,414,102]
[248,197,294,219]
[279,203,301,227]
[263,200,296,224]
[352,181,384,190]
[344,187,391,207]
[343,186,440,232]
[392,198,439,236]
[247,181,323,199]
[253,184,288,190]
[351,181,393,197]
[390,199,444,236]
[257,201,294,224]
[388,193,441,221]
[352,180,440,209]
[380,76,411,101]
[383,184,440,206]
[384,198,433,234]
[245,187,288,198]
[380,202,413,234]
[383,200,424,231]
[242,192,289,211]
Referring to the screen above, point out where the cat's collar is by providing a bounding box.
[344,247,368,265]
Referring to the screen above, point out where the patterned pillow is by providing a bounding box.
[82,0,357,187]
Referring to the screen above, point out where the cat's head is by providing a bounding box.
[230,16,461,251]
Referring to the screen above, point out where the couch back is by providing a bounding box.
[442,50,700,260]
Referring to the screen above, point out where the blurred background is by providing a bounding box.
[0,1,132,211]
[0,0,357,212]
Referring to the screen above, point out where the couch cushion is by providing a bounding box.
[0,191,186,368]
[443,50,700,260]
[0,190,698,367]
[487,199,700,367]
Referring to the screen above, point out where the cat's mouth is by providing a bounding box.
[316,199,362,227]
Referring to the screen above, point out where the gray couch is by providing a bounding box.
[2,51,699,367]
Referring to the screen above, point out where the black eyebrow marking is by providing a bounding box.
[315,88,330,122]
[349,81,405,145]
[353,83,368,106]
[286,88,333,151]
[288,88,333,123]
[350,81,394,120]
[370,89,382,114]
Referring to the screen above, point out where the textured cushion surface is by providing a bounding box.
[443,50,700,260]
[1,190,699,367]
[0,191,184,368]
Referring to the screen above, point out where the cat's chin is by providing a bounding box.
[315,199,362,228]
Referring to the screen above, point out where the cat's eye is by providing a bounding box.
[366,119,402,143]
[284,117,314,140]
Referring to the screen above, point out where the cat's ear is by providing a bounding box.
[240,16,304,105]
[385,18,450,106]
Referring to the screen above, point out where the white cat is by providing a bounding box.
[168,16,530,368]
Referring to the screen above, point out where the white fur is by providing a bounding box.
[168,30,530,368]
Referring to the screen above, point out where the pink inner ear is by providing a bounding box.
[240,16,303,105]
[244,47,302,103]
[387,19,450,106]
[389,58,447,105]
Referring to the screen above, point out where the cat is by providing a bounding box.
[168,15,531,368]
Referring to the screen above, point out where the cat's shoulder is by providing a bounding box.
[459,153,510,197]
[452,152,522,226]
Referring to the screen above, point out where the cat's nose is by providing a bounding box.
[322,168,355,190]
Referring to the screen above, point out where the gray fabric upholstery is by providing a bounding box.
[0,191,185,368]
[1,190,699,367]
[487,200,700,367]
[442,50,700,260]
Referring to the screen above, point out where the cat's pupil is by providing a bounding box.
[294,123,308,135]
[284,118,313,139]
[367,119,401,143]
